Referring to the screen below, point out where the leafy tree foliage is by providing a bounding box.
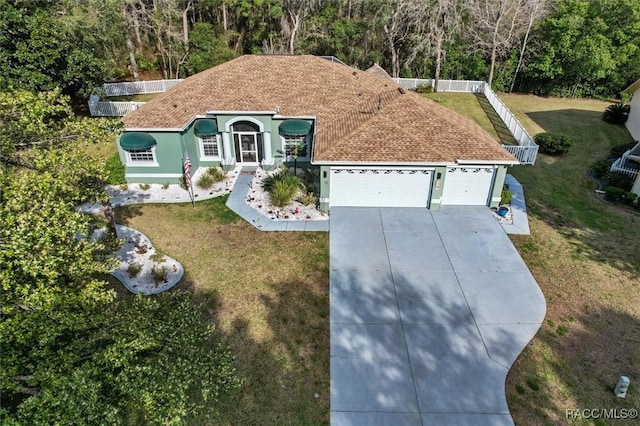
[0,1,107,96]
[0,89,240,424]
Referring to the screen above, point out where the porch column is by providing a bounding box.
[221,131,231,162]
[263,131,272,162]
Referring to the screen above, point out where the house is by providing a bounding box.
[118,55,518,212]
[611,79,640,196]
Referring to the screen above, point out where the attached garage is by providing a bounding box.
[330,168,433,207]
[441,166,495,205]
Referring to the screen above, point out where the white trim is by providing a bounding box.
[124,146,159,167]
[329,165,437,171]
[198,134,221,160]
[316,160,453,166]
[225,116,265,132]
[125,173,183,178]
[208,110,277,115]
[125,127,185,132]
[456,159,519,165]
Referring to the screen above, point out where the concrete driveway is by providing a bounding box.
[330,207,546,426]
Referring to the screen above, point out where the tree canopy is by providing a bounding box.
[0,92,241,424]
[2,0,637,98]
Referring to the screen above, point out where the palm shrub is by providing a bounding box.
[534,132,573,155]
[500,187,513,205]
[602,102,630,125]
[261,169,302,193]
[269,179,298,208]
[591,158,613,179]
[207,166,227,182]
[197,173,214,189]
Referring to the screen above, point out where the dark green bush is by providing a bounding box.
[534,133,573,155]
[591,158,613,179]
[602,102,630,125]
[415,83,433,94]
[105,153,125,184]
[609,142,637,159]
[605,171,634,191]
[605,186,625,201]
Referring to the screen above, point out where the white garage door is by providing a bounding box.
[441,166,495,205]
[330,168,433,207]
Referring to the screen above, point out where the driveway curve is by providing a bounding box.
[330,207,546,426]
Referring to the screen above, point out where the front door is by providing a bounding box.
[235,133,258,163]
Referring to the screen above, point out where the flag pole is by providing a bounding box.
[183,150,195,208]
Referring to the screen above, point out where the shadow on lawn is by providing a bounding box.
[508,306,640,426]
[474,93,518,145]
[526,109,605,133]
[214,277,330,425]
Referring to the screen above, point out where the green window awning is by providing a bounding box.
[279,119,311,136]
[119,132,157,150]
[194,119,218,136]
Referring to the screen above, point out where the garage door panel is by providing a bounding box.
[441,167,494,206]
[331,169,432,208]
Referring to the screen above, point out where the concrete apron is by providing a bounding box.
[329,207,546,426]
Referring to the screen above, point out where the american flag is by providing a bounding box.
[183,151,192,186]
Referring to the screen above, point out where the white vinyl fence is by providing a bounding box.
[610,157,639,177]
[88,95,146,117]
[394,78,485,93]
[392,78,538,165]
[102,79,183,96]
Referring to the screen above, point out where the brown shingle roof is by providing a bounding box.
[123,55,516,164]
[365,63,393,80]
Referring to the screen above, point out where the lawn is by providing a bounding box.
[114,200,330,425]
[426,92,640,425]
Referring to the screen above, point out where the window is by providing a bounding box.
[200,135,220,159]
[284,135,307,158]
[126,148,156,164]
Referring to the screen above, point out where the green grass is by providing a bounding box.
[114,199,330,424]
[430,92,640,425]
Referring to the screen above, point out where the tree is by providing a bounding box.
[0,1,107,96]
[0,90,241,423]
[408,0,465,91]
[509,0,549,92]
[466,0,533,87]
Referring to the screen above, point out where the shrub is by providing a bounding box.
[269,179,298,208]
[150,253,166,263]
[196,173,214,189]
[152,265,167,284]
[139,183,150,191]
[301,168,318,192]
[298,192,317,206]
[605,186,626,202]
[605,171,634,191]
[178,177,188,190]
[610,142,637,159]
[162,182,170,189]
[415,83,433,93]
[534,132,573,155]
[590,158,613,179]
[127,262,142,278]
[119,183,128,191]
[602,102,630,125]
[261,169,302,193]
[105,153,126,184]
[207,166,227,183]
[500,186,513,205]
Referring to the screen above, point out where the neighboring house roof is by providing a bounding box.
[123,55,516,164]
[365,63,393,80]
[624,78,640,93]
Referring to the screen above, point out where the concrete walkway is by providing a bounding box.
[330,207,546,426]
[225,172,329,232]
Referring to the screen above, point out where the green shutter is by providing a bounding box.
[119,132,157,150]
[194,119,218,136]
[279,119,311,136]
